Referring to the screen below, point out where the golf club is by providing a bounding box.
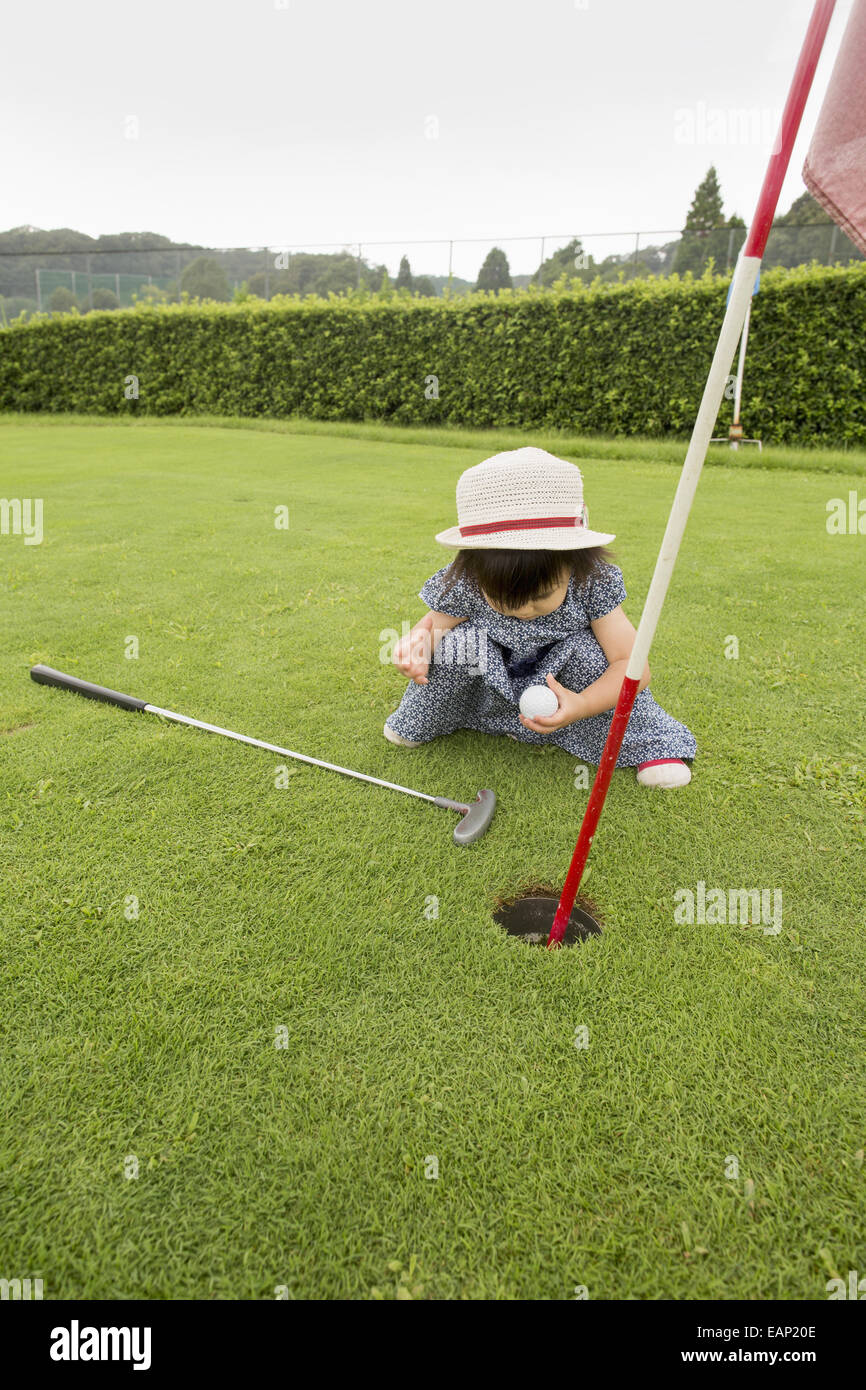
[30,665,496,846]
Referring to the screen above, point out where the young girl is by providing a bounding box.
[386,447,695,788]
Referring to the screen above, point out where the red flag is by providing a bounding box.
[803,0,866,254]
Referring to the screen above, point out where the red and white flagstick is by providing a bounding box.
[547,0,838,948]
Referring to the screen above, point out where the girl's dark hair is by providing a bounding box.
[442,546,614,610]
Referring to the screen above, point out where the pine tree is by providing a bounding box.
[683,167,724,233]
[395,256,413,291]
[673,167,731,275]
[476,247,512,292]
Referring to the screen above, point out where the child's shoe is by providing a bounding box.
[636,759,691,789]
[384,721,424,748]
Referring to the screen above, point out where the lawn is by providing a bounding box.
[1,416,863,1300]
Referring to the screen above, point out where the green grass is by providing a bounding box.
[1,418,864,1301]
[4,408,866,476]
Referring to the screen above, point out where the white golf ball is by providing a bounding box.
[519,684,559,718]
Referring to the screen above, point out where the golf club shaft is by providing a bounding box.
[28,665,468,811]
[144,704,463,807]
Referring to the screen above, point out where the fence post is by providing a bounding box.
[86,255,93,310]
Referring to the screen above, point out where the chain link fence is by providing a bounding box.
[0,221,861,321]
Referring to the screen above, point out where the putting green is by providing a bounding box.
[1,416,863,1299]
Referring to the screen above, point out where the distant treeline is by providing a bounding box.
[1,176,862,322]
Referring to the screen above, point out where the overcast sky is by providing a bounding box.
[2,0,854,279]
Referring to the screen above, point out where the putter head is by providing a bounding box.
[453,789,495,846]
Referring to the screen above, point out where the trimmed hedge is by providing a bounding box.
[1,263,864,445]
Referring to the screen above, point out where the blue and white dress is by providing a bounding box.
[386,562,697,766]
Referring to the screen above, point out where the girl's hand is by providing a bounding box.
[518,673,586,734]
[392,612,435,685]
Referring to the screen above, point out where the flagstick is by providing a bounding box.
[731,297,751,440]
[547,0,838,948]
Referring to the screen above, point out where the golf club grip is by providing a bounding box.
[30,664,147,712]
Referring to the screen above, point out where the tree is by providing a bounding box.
[0,296,38,324]
[180,256,231,301]
[686,166,724,230]
[532,238,593,288]
[476,247,512,292]
[592,240,679,282]
[672,167,744,275]
[91,287,119,310]
[413,275,435,297]
[763,191,863,269]
[133,282,169,304]
[724,214,748,271]
[395,255,413,291]
[245,251,386,299]
[423,274,474,297]
[48,286,78,313]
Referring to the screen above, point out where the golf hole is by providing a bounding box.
[493,891,603,949]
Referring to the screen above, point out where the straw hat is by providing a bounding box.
[435,447,615,550]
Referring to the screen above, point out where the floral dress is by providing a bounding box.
[386,562,697,766]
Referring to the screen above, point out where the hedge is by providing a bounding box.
[1,263,864,446]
